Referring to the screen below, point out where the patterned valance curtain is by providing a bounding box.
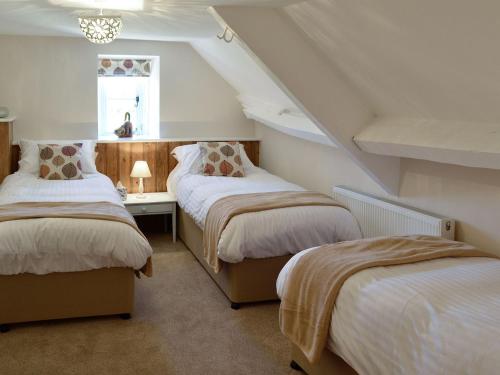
[98,58,151,77]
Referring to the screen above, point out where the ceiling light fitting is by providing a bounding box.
[79,10,122,44]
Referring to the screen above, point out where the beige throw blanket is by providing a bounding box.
[203,191,346,273]
[279,235,495,364]
[0,201,152,277]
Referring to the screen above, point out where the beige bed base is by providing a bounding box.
[0,267,135,331]
[291,344,357,375]
[178,207,291,307]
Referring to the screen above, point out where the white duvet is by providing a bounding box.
[169,166,361,263]
[0,172,152,275]
[277,248,500,375]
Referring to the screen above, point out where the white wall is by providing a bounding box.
[0,35,255,141]
[257,123,500,255]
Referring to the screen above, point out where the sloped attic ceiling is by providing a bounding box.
[208,0,500,194]
[284,0,500,168]
[209,6,401,194]
[285,0,500,123]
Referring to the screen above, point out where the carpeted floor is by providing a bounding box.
[0,232,296,375]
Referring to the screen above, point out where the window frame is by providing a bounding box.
[97,54,160,140]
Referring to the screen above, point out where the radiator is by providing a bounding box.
[332,186,455,240]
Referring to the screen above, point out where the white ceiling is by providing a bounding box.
[0,0,298,41]
[285,0,500,123]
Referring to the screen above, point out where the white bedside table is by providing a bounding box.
[124,192,177,242]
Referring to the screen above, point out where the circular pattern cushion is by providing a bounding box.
[38,143,84,180]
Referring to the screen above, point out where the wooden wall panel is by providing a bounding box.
[143,142,156,193]
[0,121,13,184]
[155,143,170,193]
[10,140,259,194]
[120,142,134,191]
[10,144,19,176]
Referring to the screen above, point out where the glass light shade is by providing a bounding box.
[79,15,122,44]
[130,161,152,178]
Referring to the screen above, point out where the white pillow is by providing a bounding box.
[167,144,202,195]
[171,143,199,163]
[239,143,255,170]
[19,139,98,175]
[171,144,202,174]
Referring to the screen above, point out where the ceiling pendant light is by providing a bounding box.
[79,10,122,44]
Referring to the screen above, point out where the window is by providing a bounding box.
[98,55,159,139]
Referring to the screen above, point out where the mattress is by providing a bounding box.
[277,248,500,375]
[169,166,361,263]
[0,172,152,275]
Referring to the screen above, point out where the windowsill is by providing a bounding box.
[98,135,160,142]
[97,136,261,143]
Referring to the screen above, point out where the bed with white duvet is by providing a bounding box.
[168,144,361,263]
[277,247,500,374]
[0,171,152,275]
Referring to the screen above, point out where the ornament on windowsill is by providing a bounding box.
[114,112,133,138]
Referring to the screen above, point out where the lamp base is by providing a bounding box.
[137,177,146,198]
[136,194,147,199]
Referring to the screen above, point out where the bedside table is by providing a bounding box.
[124,192,177,242]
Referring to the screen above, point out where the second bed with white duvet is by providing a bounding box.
[168,144,361,264]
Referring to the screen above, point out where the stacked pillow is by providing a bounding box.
[171,142,255,176]
[167,141,255,193]
[18,139,98,179]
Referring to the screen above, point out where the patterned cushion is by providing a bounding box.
[38,144,84,180]
[198,141,245,177]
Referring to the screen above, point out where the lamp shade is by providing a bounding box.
[130,161,152,178]
[79,15,122,44]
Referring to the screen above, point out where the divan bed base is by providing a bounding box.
[0,267,135,330]
[291,344,357,375]
[178,207,292,306]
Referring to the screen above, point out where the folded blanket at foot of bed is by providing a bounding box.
[279,235,495,364]
[203,191,347,273]
[0,201,152,277]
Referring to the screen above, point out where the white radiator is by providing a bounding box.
[332,186,455,240]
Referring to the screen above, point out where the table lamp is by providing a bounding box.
[130,160,151,198]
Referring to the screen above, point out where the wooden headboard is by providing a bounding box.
[10,140,259,194]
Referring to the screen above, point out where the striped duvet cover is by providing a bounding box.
[277,247,500,374]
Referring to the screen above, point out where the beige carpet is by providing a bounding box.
[0,232,296,375]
